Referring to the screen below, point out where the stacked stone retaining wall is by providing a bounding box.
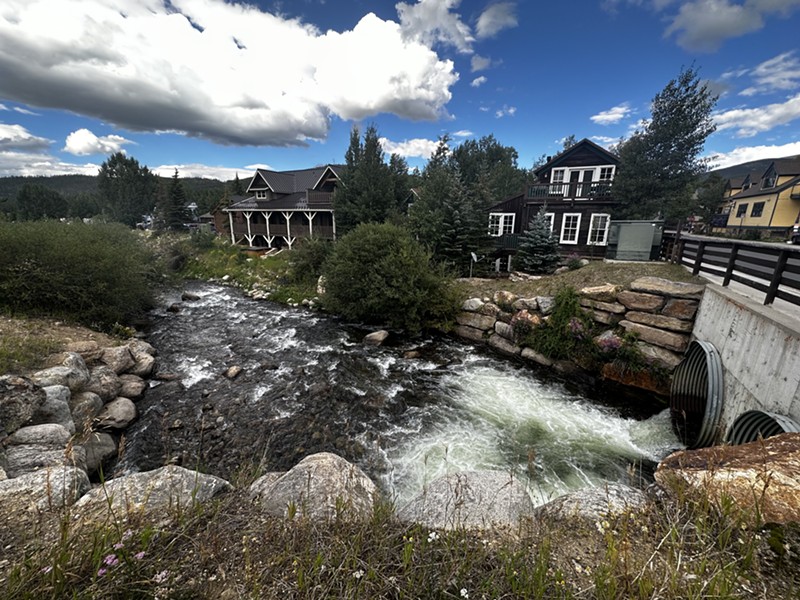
[454,276,706,393]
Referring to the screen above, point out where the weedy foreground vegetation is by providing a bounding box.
[1,222,799,598]
[2,480,799,599]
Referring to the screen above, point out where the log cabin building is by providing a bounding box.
[223,165,344,249]
[488,138,620,270]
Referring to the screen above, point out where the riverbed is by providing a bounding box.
[118,282,682,507]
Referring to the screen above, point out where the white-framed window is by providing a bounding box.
[488,213,515,236]
[599,167,614,181]
[544,212,555,232]
[587,213,610,245]
[550,169,565,194]
[255,190,268,199]
[560,213,582,244]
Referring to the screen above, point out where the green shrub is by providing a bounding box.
[520,287,595,360]
[0,221,157,330]
[288,237,333,285]
[322,223,457,332]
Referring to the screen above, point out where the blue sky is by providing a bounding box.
[0,0,798,180]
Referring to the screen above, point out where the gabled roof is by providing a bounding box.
[730,174,800,201]
[226,191,331,211]
[533,138,619,177]
[762,157,800,179]
[246,164,345,195]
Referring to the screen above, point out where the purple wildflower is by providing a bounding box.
[103,554,119,567]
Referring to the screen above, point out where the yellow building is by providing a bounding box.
[726,158,800,237]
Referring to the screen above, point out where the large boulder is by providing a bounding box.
[85,365,122,402]
[100,345,136,375]
[533,483,648,525]
[118,374,147,399]
[81,432,118,475]
[69,391,104,435]
[74,465,231,526]
[4,444,86,478]
[31,352,90,392]
[250,452,377,521]
[127,340,157,377]
[655,433,800,525]
[7,423,71,447]
[397,471,534,530]
[0,466,90,512]
[630,277,705,300]
[94,397,137,430]
[29,385,75,435]
[0,375,46,436]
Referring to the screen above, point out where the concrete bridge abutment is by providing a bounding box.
[691,284,800,443]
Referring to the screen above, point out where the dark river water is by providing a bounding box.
[118,281,681,507]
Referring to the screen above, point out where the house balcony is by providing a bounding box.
[526,181,613,200]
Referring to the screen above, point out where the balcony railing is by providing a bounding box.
[527,181,613,200]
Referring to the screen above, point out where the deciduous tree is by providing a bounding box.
[614,66,717,222]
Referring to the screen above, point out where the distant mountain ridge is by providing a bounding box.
[708,154,800,182]
[0,174,230,200]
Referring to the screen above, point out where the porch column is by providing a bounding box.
[228,212,235,244]
[332,211,337,241]
[305,211,316,238]
[244,211,252,243]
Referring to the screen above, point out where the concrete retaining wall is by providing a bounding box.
[692,284,800,437]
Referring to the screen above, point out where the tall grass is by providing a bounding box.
[3,480,798,599]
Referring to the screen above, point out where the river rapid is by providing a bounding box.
[118,281,682,507]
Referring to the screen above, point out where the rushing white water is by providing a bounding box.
[380,364,680,507]
[129,282,682,506]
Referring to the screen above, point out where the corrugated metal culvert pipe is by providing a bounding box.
[670,340,723,448]
[727,410,800,445]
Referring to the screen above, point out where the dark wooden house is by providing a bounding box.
[223,165,344,249]
[489,139,620,270]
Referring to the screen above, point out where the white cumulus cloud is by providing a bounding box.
[471,54,491,72]
[471,76,488,87]
[495,105,516,118]
[452,129,473,137]
[708,140,800,168]
[476,2,518,38]
[739,51,800,95]
[0,123,52,151]
[0,0,458,147]
[715,93,800,136]
[152,163,251,181]
[663,0,800,52]
[63,128,133,156]
[397,0,474,52]
[590,103,631,125]
[379,136,440,159]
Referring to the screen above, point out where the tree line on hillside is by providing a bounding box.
[0,161,233,227]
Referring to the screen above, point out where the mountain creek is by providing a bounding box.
[117,281,683,508]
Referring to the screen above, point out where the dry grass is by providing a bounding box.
[455,261,704,301]
[0,315,119,375]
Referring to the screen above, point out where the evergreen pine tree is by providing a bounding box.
[517,210,561,274]
[155,169,188,231]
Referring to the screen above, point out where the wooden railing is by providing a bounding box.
[664,232,800,306]
[527,181,613,200]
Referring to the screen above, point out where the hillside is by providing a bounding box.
[0,174,231,201]
[708,154,800,181]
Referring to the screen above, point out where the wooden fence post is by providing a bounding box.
[765,249,789,305]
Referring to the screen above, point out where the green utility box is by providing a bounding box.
[606,221,664,261]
